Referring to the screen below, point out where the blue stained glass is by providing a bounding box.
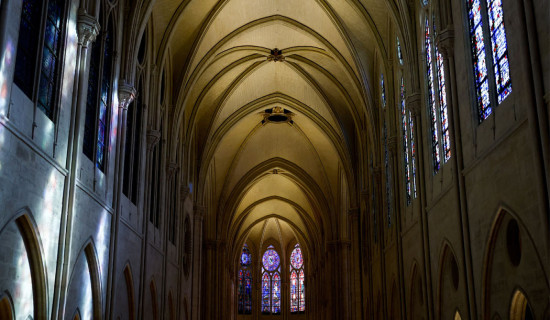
[401,78,411,205]
[238,269,244,313]
[426,18,441,173]
[381,74,386,108]
[261,273,270,313]
[468,0,493,122]
[397,37,404,65]
[241,245,251,266]
[299,269,305,312]
[290,245,303,269]
[436,49,451,162]
[291,271,298,312]
[272,273,281,314]
[290,244,305,313]
[244,271,252,313]
[488,0,512,103]
[262,247,280,271]
[409,111,417,199]
[14,0,42,99]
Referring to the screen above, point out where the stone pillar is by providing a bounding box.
[191,204,205,320]
[51,9,100,319]
[348,207,362,319]
[407,92,435,320]
[437,26,478,320]
[106,82,135,318]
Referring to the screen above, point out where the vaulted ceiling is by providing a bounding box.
[147,0,408,259]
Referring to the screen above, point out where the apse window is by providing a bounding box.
[261,245,281,314]
[290,244,305,313]
[238,244,252,314]
[467,0,512,122]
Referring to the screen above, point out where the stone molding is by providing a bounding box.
[437,27,455,59]
[118,83,136,110]
[406,93,422,116]
[146,129,161,152]
[77,9,100,47]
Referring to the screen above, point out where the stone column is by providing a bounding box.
[106,82,135,318]
[191,204,205,320]
[347,207,362,319]
[407,92,435,320]
[437,27,478,319]
[137,129,161,317]
[52,9,100,319]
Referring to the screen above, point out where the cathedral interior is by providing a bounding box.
[0,0,549,319]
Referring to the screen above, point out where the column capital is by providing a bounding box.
[167,162,179,177]
[77,9,100,47]
[194,204,206,221]
[181,185,191,199]
[118,82,136,110]
[436,27,455,59]
[406,93,422,116]
[146,129,161,151]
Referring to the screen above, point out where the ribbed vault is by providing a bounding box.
[146,0,407,317]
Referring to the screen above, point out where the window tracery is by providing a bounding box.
[290,244,305,313]
[238,244,252,314]
[261,245,281,314]
[467,0,511,122]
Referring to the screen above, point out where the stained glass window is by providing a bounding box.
[409,111,417,199]
[467,0,511,121]
[83,15,114,172]
[436,47,451,162]
[238,245,252,314]
[425,18,441,173]
[384,120,392,227]
[14,0,42,99]
[381,74,386,108]
[261,246,281,314]
[290,244,305,313]
[14,0,66,120]
[401,78,412,205]
[397,37,404,65]
[488,0,512,103]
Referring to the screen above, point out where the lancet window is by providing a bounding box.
[238,245,252,314]
[467,0,512,122]
[14,0,67,121]
[261,245,281,314]
[290,244,305,313]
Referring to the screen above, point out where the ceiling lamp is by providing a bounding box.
[262,106,294,124]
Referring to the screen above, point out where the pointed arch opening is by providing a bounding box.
[510,290,534,320]
[290,243,305,313]
[261,245,281,315]
[0,294,14,320]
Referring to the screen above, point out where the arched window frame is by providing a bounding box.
[381,71,393,227]
[396,35,417,207]
[289,243,305,313]
[123,30,147,204]
[261,245,281,315]
[83,8,116,172]
[238,244,252,315]
[422,6,451,174]
[13,0,69,121]
[466,0,512,123]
